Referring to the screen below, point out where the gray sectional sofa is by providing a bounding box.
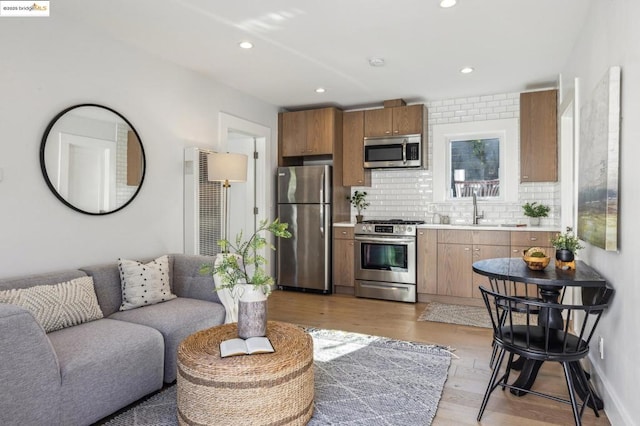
[0,254,225,426]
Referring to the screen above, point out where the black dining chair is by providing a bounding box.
[477,285,614,426]
[485,277,559,368]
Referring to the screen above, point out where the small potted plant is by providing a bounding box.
[347,190,370,223]
[551,226,584,262]
[522,202,550,226]
[200,218,291,338]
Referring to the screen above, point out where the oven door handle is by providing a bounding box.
[355,236,415,244]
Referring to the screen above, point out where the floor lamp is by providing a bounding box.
[207,152,248,246]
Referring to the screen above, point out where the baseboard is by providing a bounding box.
[588,354,633,425]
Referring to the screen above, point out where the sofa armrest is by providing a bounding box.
[0,304,62,424]
[170,254,221,304]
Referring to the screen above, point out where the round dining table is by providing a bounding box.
[472,257,607,409]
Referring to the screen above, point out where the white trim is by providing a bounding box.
[218,112,273,267]
[432,118,519,203]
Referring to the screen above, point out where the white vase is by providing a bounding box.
[529,217,541,226]
[237,284,268,339]
[213,253,243,323]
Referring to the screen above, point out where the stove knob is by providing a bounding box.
[407,226,413,233]
[399,225,405,233]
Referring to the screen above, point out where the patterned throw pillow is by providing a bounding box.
[118,255,177,311]
[0,276,104,333]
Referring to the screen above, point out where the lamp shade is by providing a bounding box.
[207,152,248,182]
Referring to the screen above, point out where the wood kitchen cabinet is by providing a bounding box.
[510,230,556,258]
[280,107,338,157]
[333,226,355,294]
[437,229,510,299]
[342,110,371,186]
[364,104,425,137]
[520,89,558,182]
[417,229,438,295]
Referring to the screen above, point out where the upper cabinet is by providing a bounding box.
[280,107,338,157]
[364,104,425,137]
[520,89,558,182]
[342,110,371,186]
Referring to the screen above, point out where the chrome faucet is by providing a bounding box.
[472,192,484,225]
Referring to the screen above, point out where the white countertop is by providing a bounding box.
[333,222,559,232]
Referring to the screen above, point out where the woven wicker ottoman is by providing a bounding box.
[177,321,314,425]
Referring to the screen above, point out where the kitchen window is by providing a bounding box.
[432,118,519,203]
[450,138,500,198]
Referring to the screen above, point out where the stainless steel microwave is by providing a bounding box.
[363,134,424,169]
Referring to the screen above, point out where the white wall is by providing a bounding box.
[560,1,640,424]
[0,15,278,277]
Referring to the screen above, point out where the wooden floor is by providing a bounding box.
[268,290,611,426]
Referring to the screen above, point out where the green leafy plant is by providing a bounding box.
[199,218,291,295]
[522,202,550,218]
[347,190,370,215]
[551,226,584,254]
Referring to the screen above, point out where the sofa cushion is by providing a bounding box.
[118,255,177,311]
[0,304,62,425]
[48,318,164,425]
[109,297,225,382]
[0,276,103,332]
[171,253,221,304]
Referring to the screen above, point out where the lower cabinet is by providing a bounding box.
[432,229,511,300]
[471,243,511,299]
[437,242,474,297]
[417,229,438,294]
[510,231,556,257]
[333,226,355,293]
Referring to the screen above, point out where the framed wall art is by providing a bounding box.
[577,66,621,251]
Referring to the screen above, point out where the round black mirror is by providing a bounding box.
[40,104,145,215]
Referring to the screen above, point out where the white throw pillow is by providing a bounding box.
[0,276,104,333]
[118,255,177,311]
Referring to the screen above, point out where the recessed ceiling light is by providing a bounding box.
[440,0,457,8]
[239,41,253,49]
[460,66,475,74]
[315,87,326,93]
[368,57,385,67]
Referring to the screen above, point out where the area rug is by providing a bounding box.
[418,302,492,328]
[100,328,452,425]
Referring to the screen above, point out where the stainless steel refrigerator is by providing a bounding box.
[276,165,332,293]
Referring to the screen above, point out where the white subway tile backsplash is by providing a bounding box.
[350,90,560,226]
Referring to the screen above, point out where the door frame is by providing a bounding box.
[218,112,272,268]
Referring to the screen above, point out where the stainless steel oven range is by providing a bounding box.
[354,219,425,303]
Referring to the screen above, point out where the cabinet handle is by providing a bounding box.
[418,231,424,235]
[513,249,520,253]
[464,247,471,251]
[473,248,480,252]
[341,231,347,235]
[530,237,538,241]
[523,175,529,179]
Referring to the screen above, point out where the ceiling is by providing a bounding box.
[56,0,592,110]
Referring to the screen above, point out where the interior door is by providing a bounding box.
[227,131,257,239]
[59,133,116,213]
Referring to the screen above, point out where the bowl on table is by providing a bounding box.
[522,247,550,270]
[522,255,551,270]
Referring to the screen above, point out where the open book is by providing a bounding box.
[220,337,275,358]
